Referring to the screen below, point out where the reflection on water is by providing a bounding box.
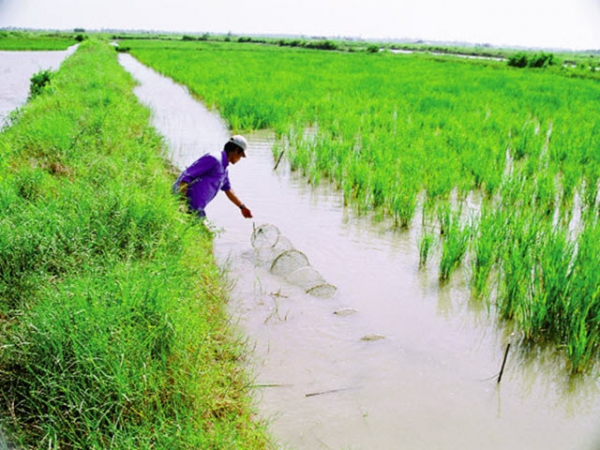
[116,54,600,450]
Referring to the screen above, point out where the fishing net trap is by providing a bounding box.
[251,223,337,298]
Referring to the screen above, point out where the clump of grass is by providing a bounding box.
[391,185,418,228]
[561,219,600,372]
[0,39,271,448]
[418,232,436,268]
[471,205,504,298]
[28,69,53,99]
[418,200,437,268]
[438,204,471,282]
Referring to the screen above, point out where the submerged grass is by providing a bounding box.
[0,39,271,448]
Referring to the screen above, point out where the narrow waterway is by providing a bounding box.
[117,54,600,450]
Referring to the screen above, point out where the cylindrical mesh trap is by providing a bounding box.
[271,250,310,276]
[285,267,325,290]
[251,223,280,248]
[251,223,337,298]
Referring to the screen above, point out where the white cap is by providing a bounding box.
[229,135,248,153]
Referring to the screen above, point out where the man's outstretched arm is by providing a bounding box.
[224,189,253,218]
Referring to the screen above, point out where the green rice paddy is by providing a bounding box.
[122,38,600,373]
[0,31,81,50]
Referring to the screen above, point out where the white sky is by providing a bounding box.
[0,0,599,50]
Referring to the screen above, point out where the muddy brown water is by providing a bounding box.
[2,51,599,449]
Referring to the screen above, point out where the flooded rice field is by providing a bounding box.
[0,45,76,127]
[1,50,599,449]
[118,54,600,450]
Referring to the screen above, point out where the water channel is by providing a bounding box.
[1,48,599,449]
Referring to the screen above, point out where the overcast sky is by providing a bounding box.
[1,0,599,50]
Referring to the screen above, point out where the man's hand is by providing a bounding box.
[240,205,253,218]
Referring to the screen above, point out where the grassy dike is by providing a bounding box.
[0,40,271,449]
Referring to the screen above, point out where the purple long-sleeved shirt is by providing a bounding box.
[172,150,231,213]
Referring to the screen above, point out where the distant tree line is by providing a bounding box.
[237,36,342,51]
[182,33,210,41]
[507,51,556,68]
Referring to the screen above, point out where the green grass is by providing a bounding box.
[0,30,80,50]
[437,204,471,282]
[120,38,600,373]
[0,39,271,448]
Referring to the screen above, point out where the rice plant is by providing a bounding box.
[438,204,472,282]
[121,38,600,372]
